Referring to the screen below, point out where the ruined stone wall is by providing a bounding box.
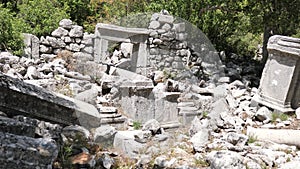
[148,13,190,78]
[23,14,219,82]
[24,19,94,64]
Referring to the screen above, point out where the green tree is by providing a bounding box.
[0,5,24,55]
[57,0,91,26]
[245,0,300,64]
[16,0,69,37]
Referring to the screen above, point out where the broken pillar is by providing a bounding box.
[253,35,300,112]
[23,33,40,59]
[0,73,101,129]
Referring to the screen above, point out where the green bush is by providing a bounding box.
[16,0,69,37]
[0,5,24,55]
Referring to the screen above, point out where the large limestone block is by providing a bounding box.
[253,35,300,112]
[0,73,101,129]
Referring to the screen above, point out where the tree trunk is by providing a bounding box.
[262,26,270,66]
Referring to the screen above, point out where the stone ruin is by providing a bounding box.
[253,35,300,113]
[1,11,300,169]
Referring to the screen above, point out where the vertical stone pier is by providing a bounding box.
[253,35,300,112]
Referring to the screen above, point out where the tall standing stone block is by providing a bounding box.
[253,35,300,112]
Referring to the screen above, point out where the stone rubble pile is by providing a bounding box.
[1,48,300,168]
[0,12,299,169]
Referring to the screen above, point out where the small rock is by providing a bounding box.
[65,71,91,81]
[69,25,83,38]
[190,129,209,152]
[93,126,117,147]
[255,106,272,122]
[59,19,73,29]
[226,132,248,146]
[206,150,246,169]
[25,66,39,79]
[97,153,115,169]
[62,125,90,140]
[189,116,202,136]
[51,27,69,37]
[142,119,161,135]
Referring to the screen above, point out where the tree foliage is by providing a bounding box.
[17,0,69,37]
[0,4,24,54]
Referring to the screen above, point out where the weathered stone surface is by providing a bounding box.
[253,35,300,112]
[0,116,35,137]
[14,115,62,139]
[0,73,101,129]
[59,19,73,29]
[94,125,117,147]
[190,129,209,152]
[51,27,69,37]
[113,130,145,158]
[69,25,83,37]
[142,119,161,134]
[206,150,245,169]
[62,125,90,139]
[0,132,58,169]
[279,161,300,169]
[23,33,40,59]
[46,36,66,48]
[247,126,300,147]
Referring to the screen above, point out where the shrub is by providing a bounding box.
[16,0,69,37]
[0,5,24,55]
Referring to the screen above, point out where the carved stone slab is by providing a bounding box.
[0,73,101,128]
[253,35,300,112]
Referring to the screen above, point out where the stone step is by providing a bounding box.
[177,102,195,107]
[179,111,202,116]
[100,116,127,124]
[98,106,118,114]
[177,106,198,112]
[99,113,122,118]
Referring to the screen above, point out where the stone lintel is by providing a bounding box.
[95,23,149,42]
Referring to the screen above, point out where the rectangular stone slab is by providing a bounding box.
[0,73,101,128]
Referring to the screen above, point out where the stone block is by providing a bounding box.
[0,116,35,137]
[0,73,101,129]
[149,21,161,29]
[252,35,300,112]
[51,27,69,37]
[113,130,145,158]
[59,19,73,30]
[46,36,66,48]
[69,25,83,38]
[23,33,40,59]
[173,23,185,33]
[157,14,174,24]
[0,132,58,169]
